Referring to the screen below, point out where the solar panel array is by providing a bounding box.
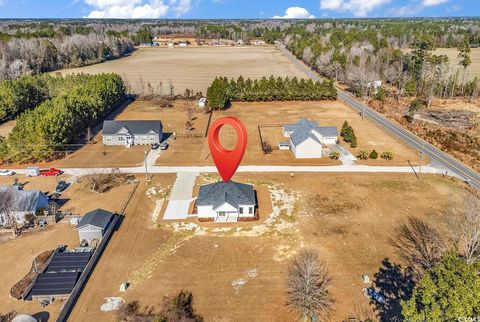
[45,252,91,273]
[29,251,92,298]
[29,272,80,297]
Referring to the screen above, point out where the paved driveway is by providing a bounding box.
[163,172,199,220]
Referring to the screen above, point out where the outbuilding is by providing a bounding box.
[76,209,115,244]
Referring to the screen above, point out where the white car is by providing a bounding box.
[0,169,15,176]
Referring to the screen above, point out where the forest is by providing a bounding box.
[2,18,480,84]
[0,73,126,162]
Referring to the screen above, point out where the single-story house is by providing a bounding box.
[196,180,256,223]
[76,209,115,244]
[102,120,163,147]
[283,118,339,159]
[0,187,50,225]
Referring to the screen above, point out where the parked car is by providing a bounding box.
[25,166,40,177]
[0,169,15,176]
[55,181,69,193]
[160,142,169,150]
[151,143,160,150]
[39,168,63,177]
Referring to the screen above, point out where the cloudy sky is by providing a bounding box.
[0,0,476,19]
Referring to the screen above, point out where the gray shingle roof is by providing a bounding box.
[284,118,338,146]
[197,181,256,210]
[76,209,114,230]
[0,187,49,213]
[102,120,162,136]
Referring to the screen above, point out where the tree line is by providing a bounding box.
[206,76,337,109]
[0,73,126,162]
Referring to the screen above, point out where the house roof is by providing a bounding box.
[0,187,49,213]
[197,180,256,210]
[285,118,339,146]
[102,120,162,136]
[76,209,114,230]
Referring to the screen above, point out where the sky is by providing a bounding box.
[0,0,477,19]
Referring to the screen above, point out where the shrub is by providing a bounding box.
[369,150,378,159]
[357,150,369,160]
[381,151,394,160]
[329,151,340,160]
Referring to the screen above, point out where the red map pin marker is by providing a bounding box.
[208,116,248,182]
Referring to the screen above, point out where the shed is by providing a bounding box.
[198,97,207,108]
[76,209,114,244]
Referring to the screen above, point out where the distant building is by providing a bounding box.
[0,187,50,225]
[76,209,115,244]
[252,39,266,46]
[178,41,188,47]
[198,97,207,108]
[102,120,163,147]
[283,118,339,159]
[196,181,257,223]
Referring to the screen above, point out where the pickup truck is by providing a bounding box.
[39,168,63,177]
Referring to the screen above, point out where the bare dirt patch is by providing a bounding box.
[58,46,305,95]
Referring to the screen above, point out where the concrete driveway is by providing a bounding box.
[163,172,199,220]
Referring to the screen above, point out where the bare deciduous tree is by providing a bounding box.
[0,188,19,235]
[448,194,480,264]
[287,249,333,322]
[389,216,445,279]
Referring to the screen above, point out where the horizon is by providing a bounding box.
[0,0,477,20]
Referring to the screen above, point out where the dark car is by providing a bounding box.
[55,180,69,193]
[160,142,169,151]
[151,143,160,150]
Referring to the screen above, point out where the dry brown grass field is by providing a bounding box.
[66,172,469,322]
[0,174,137,319]
[58,46,306,94]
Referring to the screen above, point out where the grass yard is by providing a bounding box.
[66,172,469,322]
[58,46,306,95]
[156,100,422,166]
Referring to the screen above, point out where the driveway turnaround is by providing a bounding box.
[163,172,199,220]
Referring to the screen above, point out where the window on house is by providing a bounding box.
[249,207,253,214]
[239,207,243,214]
[118,136,125,141]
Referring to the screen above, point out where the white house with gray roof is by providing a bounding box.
[283,118,339,158]
[102,120,162,147]
[196,181,256,223]
[0,187,50,226]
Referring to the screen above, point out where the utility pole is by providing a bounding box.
[144,146,148,184]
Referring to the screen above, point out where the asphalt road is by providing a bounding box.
[276,44,480,190]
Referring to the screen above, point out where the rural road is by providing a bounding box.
[276,44,480,190]
[12,164,444,177]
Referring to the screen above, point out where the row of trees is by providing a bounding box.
[207,76,337,109]
[0,73,126,162]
